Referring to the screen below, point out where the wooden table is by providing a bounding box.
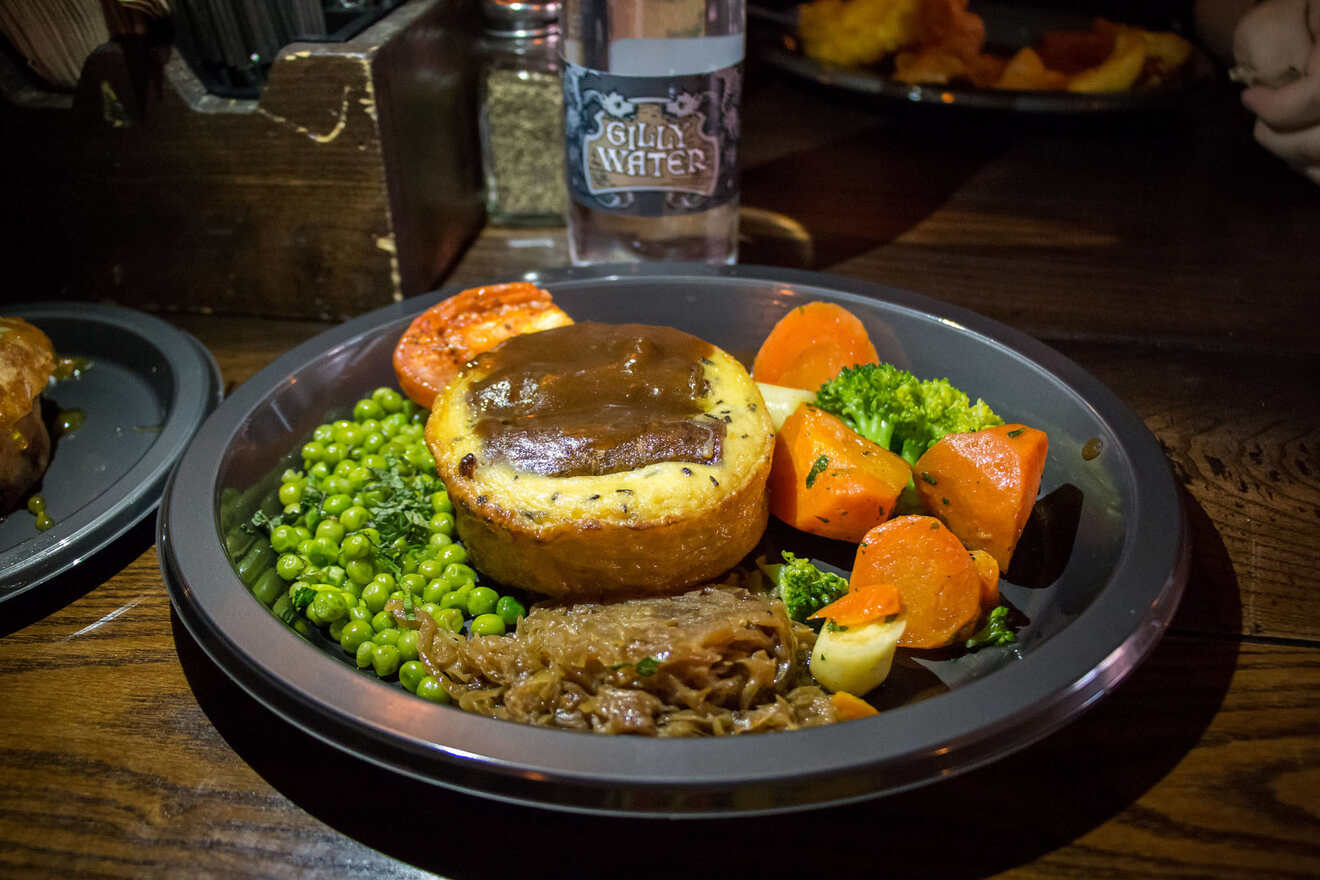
[2,68,1317,878]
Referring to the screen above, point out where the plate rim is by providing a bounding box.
[0,302,224,603]
[161,263,1188,816]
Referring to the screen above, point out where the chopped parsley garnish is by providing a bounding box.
[805,455,829,489]
[635,657,659,677]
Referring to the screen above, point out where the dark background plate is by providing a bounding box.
[750,0,1216,114]
[161,264,1187,816]
[0,303,222,604]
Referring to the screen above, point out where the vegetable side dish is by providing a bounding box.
[240,284,1050,735]
[796,0,1194,93]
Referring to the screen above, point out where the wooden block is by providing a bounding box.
[1,0,482,319]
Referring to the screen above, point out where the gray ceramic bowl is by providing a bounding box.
[160,264,1188,816]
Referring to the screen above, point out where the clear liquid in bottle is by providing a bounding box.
[561,0,745,265]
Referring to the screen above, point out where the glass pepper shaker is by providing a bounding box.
[478,0,567,226]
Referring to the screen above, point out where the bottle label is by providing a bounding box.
[563,61,741,217]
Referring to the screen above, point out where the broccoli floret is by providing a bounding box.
[965,605,1017,651]
[758,551,849,623]
[814,363,1003,466]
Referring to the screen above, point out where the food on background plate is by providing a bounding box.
[426,321,775,599]
[241,284,1050,735]
[797,0,1195,93]
[0,317,55,516]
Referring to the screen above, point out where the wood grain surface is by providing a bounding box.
[2,55,1318,880]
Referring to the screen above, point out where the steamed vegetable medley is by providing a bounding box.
[247,386,525,703]
[242,289,1049,727]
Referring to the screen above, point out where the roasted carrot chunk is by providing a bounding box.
[851,515,982,650]
[969,549,1001,612]
[809,580,902,627]
[830,691,880,721]
[768,404,913,543]
[393,282,573,408]
[913,424,1049,570]
[752,301,879,391]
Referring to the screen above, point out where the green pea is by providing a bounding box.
[340,505,369,531]
[315,520,346,545]
[400,573,426,595]
[275,553,305,581]
[347,605,372,624]
[415,676,450,704]
[466,586,499,617]
[322,493,352,515]
[333,458,357,478]
[334,423,362,447]
[309,590,347,625]
[307,537,338,566]
[322,565,347,587]
[382,412,408,433]
[236,542,274,586]
[428,532,453,550]
[401,400,418,419]
[416,558,444,581]
[340,533,371,561]
[420,602,440,617]
[405,445,434,470]
[370,608,394,633]
[346,558,375,586]
[439,589,468,611]
[436,543,468,567]
[308,461,331,481]
[431,491,453,514]
[432,607,464,633]
[370,571,396,589]
[396,628,420,661]
[441,563,476,589]
[372,387,405,412]
[313,424,335,443]
[355,641,375,669]
[294,525,313,540]
[421,579,446,604]
[251,568,286,607]
[399,660,427,693]
[277,482,303,506]
[429,512,455,535]
[470,613,506,636]
[340,619,374,653]
[360,431,385,453]
[372,628,401,648]
[323,442,347,463]
[354,398,385,422]
[496,595,526,626]
[270,524,299,553]
[301,441,326,462]
[364,580,393,617]
[328,618,346,641]
[362,453,388,471]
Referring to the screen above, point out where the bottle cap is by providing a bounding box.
[481,0,561,36]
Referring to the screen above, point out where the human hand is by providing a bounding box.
[1233,0,1320,183]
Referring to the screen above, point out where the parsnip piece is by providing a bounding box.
[810,614,906,696]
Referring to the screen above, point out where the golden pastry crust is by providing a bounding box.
[0,318,55,514]
[427,328,775,599]
[0,318,55,427]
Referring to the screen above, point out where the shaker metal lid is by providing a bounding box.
[481,0,561,35]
